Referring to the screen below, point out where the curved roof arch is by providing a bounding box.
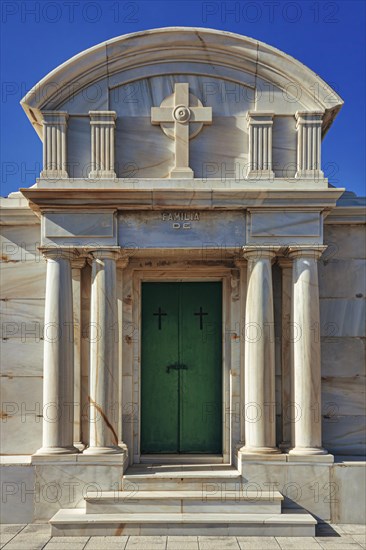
[21,27,343,137]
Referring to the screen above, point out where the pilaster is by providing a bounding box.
[89,111,117,179]
[40,111,69,178]
[247,112,275,180]
[295,111,324,180]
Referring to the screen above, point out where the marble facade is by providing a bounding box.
[0,28,365,528]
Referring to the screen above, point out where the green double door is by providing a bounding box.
[141,282,222,454]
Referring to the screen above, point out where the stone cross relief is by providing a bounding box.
[151,83,212,178]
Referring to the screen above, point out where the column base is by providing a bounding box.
[289,446,328,456]
[239,445,282,455]
[295,170,324,180]
[83,446,124,455]
[247,169,275,180]
[74,442,86,452]
[169,167,194,178]
[89,170,116,179]
[35,445,79,455]
[279,441,291,452]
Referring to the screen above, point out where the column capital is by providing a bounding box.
[71,256,87,270]
[277,257,293,269]
[42,111,69,125]
[89,248,120,261]
[89,110,117,123]
[295,111,323,128]
[234,257,247,268]
[288,245,327,260]
[40,247,80,261]
[242,245,280,261]
[117,256,129,269]
[247,111,274,126]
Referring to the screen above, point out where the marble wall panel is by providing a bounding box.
[1,225,42,261]
[285,464,331,520]
[116,116,172,178]
[67,117,91,179]
[323,225,366,260]
[59,77,109,113]
[319,259,366,298]
[255,76,305,114]
[1,377,43,454]
[321,337,365,377]
[250,211,321,238]
[34,463,124,520]
[1,340,43,377]
[1,261,46,299]
[272,116,297,178]
[0,465,35,523]
[320,298,365,337]
[191,115,248,180]
[331,463,366,523]
[111,75,254,118]
[0,299,45,336]
[322,415,366,455]
[321,376,366,416]
[241,462,332,520]
[44,212,114,238]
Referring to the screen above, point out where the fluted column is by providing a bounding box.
[36,249,78,455]
[247,112,274,180]
[89,111,117,179]
[295,111,324,179]
[240,247,280,454]
[288,246,327,455]
[71,257,86,451]
[84,249,121,454]
[40,112,69,178]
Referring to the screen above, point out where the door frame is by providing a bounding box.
[130,265,236,465]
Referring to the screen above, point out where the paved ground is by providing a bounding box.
[0,523,365,550]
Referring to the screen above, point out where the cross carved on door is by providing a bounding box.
[153,307,167,330]
[194,306,208,330]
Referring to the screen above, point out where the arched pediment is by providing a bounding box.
[21,27,343,138]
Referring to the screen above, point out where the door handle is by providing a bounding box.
[166,362,188,374]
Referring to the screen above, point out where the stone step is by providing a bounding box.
[50,509,316,537]
[122,466,242,491]
[85,490,283,514]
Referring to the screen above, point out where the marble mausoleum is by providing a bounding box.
[1,28,365,535]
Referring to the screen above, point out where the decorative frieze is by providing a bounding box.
[40,111,69,178]
[295,111,324,179]
[247,112,274,179]
[89,111,117,179]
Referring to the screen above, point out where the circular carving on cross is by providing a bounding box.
[173,105,191,123]
[158,92,204,140]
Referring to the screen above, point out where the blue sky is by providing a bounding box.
[1,0,365,197]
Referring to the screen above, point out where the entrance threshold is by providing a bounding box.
[140,454,224,464]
